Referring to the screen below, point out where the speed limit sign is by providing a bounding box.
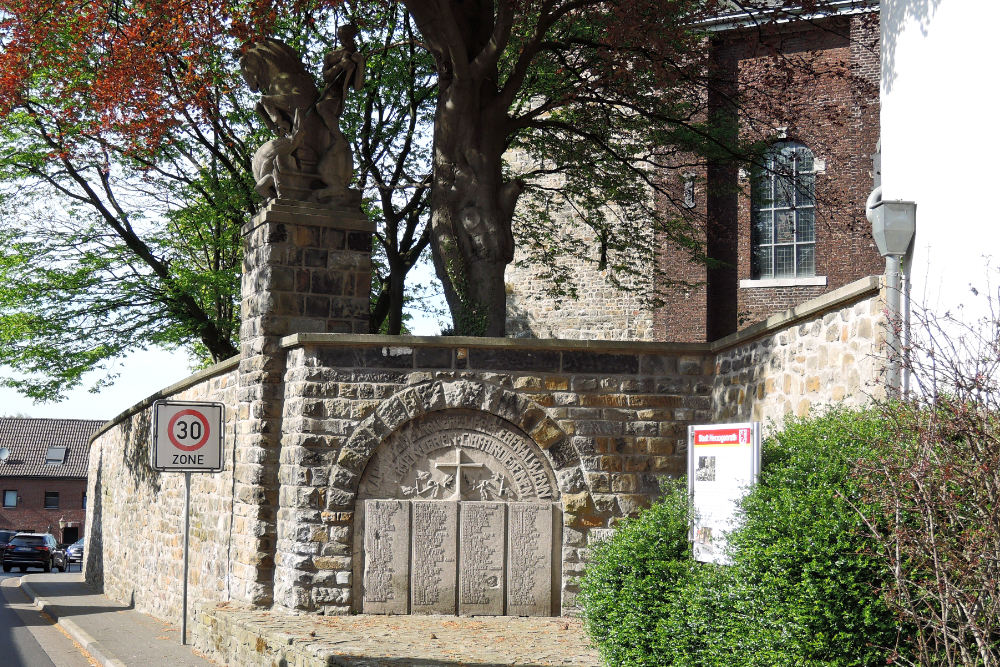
[152,401,225,472]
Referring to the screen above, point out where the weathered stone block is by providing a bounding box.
[410,501,458,614]
[364,500,410,614]
[458,502,505,616]
[507,503,552,616]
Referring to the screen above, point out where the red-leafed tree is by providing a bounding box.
[0,0,438,397]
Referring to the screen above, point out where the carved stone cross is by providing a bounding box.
[434,448,488,500]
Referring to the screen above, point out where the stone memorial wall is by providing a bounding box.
[711,276,886,432]
[83,192,885,636]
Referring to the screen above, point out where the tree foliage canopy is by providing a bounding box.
[0,0,442,398]
[0,0,870,397]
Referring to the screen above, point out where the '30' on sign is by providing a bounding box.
[152,401,225,472]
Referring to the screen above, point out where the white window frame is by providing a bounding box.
[45,446,67,465]
[751,141,817,280]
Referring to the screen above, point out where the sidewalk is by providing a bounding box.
[18,573,213,667]
[19,572,603,666]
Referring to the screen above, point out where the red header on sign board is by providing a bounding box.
[692,427,752,446]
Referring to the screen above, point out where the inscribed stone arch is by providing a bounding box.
[329,379,578,616]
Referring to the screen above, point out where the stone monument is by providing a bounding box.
[353,411,558,616]
[238,31,561,618]
[235,28,373,608]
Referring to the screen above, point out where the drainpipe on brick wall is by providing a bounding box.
[867,186,916,397]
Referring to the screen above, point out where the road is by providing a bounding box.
[0,569,94,667]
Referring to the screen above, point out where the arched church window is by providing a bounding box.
[751,141,816,279]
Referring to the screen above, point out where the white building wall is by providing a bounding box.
[881,0,1000,319]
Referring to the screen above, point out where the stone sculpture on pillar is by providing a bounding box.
[240,26,364,206]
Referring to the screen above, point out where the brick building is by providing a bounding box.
[506,5,882,343]
[0,417,104,543]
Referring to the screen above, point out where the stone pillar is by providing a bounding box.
[232,199,372,607]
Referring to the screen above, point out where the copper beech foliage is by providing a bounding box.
[0,0,280,141]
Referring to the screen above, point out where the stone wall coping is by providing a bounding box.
[244,199,375,235]
[87,355,240,445]
[279,332,710,353]
[711,275,883,352]
[88,276,882,444]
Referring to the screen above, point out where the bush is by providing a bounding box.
[579,409,902,666]
[723,410,901,665]
[857,397,1000,665]
[577,477,696,666]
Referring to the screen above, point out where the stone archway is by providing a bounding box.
[330,380,580,617]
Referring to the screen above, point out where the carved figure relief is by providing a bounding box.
[240,25,365,205]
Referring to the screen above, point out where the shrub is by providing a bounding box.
[578,477,697,666]
[855,291,1000,665]
[857,397,1000,664]
[724,410,901,665]
[579,409,902,666]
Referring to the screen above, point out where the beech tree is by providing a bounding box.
[0,0,255,397]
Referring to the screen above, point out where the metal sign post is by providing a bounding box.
[182,471,191,644]
[151,400,224,646]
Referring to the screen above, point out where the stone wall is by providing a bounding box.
[712,276,885,431]
[271,335,715,615]
[505,14,881,344]
[85,275,884,631]
[503,157,658,342]
[84,358,239,625]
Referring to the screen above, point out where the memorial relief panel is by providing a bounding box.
[353,410,560,616]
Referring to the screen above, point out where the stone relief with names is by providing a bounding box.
[358,411,556,503]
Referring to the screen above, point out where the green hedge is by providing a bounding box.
[579,409,903,666]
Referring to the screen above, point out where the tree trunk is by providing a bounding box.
[387,259,406,335]
[429,77,520,336]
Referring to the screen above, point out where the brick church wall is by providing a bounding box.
[728,15,883,333]
[507,13,882,344]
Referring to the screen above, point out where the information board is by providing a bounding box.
[687,422,761,564]
[151,400,225,472]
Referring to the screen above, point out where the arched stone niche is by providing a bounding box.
[342,381,575,616]
[357,410,558,503]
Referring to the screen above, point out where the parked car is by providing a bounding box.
[0,529,16,557]
[1,533,63,573]
[64,538,84,568]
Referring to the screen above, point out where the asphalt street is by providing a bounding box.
[0,570,94,667]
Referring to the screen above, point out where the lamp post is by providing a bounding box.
[867,196,916,395]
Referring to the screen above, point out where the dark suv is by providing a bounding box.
[2,533,62,573]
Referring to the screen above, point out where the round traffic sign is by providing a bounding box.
[167,409,211,451]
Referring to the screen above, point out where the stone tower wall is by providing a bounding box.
[504,14,882,344]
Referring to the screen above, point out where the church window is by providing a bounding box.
[751,141,816,279]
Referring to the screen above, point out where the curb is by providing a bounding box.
[20,579,127,667]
